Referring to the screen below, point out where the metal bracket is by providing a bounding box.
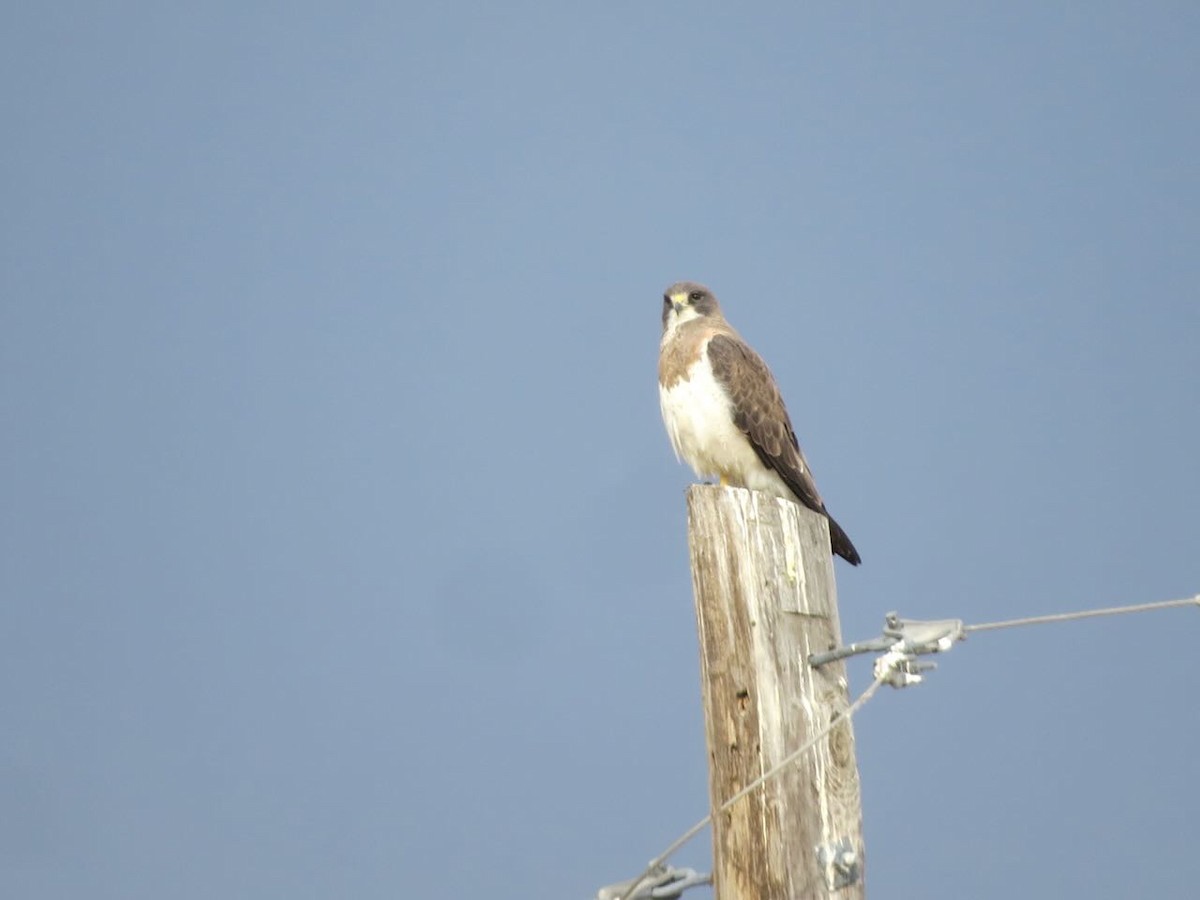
[596,864,713,900]
[809,612,965,687]
[816,838,861,890]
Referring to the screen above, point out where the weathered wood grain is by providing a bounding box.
[686,485,864,900]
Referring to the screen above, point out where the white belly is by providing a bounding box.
[659,359,791,497]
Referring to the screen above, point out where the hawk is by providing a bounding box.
[658,281,861,565]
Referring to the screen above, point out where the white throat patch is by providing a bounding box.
[662,304,704,342]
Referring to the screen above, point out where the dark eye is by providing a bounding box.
[662,294,671,306]
[688,291,703,303]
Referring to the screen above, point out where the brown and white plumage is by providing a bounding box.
[658,281,861,565]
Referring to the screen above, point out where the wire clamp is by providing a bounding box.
[874,646,936,688]
[810,611,965,687]
[596,864,712,900]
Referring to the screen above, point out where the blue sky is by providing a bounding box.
[2,4,1197,898]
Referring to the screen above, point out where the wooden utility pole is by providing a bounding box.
[686,485,865,900]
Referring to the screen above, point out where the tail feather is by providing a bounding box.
[827,514,862,566]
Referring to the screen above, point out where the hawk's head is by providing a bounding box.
[662,281,721,334]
